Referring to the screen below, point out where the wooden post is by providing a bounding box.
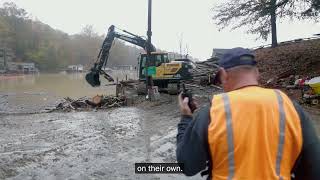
[116,77,119,97]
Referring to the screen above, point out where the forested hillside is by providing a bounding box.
[0,2,143,71]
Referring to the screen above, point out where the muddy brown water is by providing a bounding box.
[0,72,135,114]
[0,73,118,97]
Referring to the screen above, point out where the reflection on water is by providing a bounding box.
[0,73,117,98]
[0,71,137,113]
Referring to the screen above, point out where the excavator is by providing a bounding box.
[85,25,193,94]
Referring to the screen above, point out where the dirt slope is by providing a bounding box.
[255,38,320,84]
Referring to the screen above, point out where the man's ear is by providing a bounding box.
[219,68,228,84]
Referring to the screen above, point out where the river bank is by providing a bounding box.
[0,94,204,180]
[0,72,136,114]
[0,73,319,180]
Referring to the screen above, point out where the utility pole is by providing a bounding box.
[179,33,183,58]
[146,0,152,98]
[0,49,6,72]
[185,44,189,58]
[3,49,6,72]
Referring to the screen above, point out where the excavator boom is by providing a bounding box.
[85,25,156,87]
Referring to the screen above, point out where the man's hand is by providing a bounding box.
[178,93,198,116]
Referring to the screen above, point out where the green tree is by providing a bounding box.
[81,25,99,38]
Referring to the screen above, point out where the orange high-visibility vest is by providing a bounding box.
[208,86,303,180]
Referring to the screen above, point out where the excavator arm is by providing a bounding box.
[85,25,156,87]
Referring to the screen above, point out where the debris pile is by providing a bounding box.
[53,95,126,112]
[187,57,220,86]
[254,38,320,107]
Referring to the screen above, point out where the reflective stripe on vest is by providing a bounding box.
[221,90,286,179]
[222,93,235,180]
[275,90,286,180]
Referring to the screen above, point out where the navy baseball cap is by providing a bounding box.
[213,47,257,84]
[219,47,256,69]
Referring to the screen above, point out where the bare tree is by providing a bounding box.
[213,0,317,48]
[303,0,320,16]
[81,25,98,38]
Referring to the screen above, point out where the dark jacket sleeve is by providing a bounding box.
[292,102,320,179]
[176,105,211,176]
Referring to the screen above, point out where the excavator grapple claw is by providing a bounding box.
[85,71,101,87]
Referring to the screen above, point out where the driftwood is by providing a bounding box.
[92,95,103,106]
[54,95,126,112]
[185,58,220,87]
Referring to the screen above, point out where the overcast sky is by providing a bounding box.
[1,0,319,59]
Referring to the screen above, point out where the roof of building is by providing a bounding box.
[212,48,231,59]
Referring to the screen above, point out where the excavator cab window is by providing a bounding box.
[141,56,147,76]
[148,56,156,66]
[163,54,169,63]
[155,54,169,67]
[140,55,156,76]
[155,55,162,67]
[141,56,146,67]
[139,53,169,79]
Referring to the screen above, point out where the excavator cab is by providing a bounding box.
[137,52,193,94]
[138,52,193,81]
[138,52,170,80]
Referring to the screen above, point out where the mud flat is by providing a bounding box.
[0,90,319,180]
[0,94,205,180]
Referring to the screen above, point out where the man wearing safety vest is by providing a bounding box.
[177,47,320,180]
